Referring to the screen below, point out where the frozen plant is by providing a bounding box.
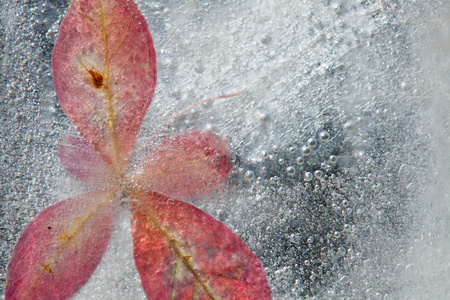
[5,0,271,299]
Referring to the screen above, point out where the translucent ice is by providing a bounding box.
[2,0,450,299]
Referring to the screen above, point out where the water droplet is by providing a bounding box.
[334,231,341,238]
[296,156,305,165]
[288,146,296,154]
[278,158,284,165]
[301,146,311,156]
[342,199,349,207]
[344,224,351,231]
[286,166,296,176]
[304,172,313,182]
[319,131,330,142]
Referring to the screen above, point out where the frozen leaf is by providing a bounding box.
[130,191,272,299]
[136,131,231,199]
[52,0,157,171]
[5,190,118,300]
[59,136,113,185]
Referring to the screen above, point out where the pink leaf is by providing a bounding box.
[5,190,118,300]
[59,136,113,184]
[52,0,157,172]
[136,131,231,199]
[130,191,272,300]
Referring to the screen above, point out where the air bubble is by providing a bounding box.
[344,224,351,231]
[296,157,305,165]
[201,100,213,109]
[319,131,330,142]
[342,199,349,207]
[274,266,291,279]
[272,145,280,153]
[261,35,272,44]
[321,162,332,171]
[261,151,268,160]
[334,231,341,238]
[334,4,344,15]
[304,172,313,182]
[314,170,324,179]
[269,176,279,185]
[244,170,255,182]
[301,146,311,156]
[260,166,267,175]
[329,155,338,164]
[307,138,317,148]
[405,264,420,280]
[344,120,357,134]
[288,146,296,154]
[286,166,296,176]
[260,114,271,125]
[339,275,350,284]
[274,269,284,278]
[278,158,284,165]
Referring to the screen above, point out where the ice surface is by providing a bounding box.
[1,0,450,299]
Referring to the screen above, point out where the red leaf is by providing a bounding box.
[136,131,231,199]
[130,191,272,300]
[52,0,157,172]
[5,190,118,300]
[59,136,113,184]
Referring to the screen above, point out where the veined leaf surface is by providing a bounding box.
[59,136,113,185]
[52,0,157,172]
[136,131,231,199]
[130,191,272,300]
[5,190,118,300]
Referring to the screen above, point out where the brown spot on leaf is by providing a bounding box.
[88,70,104,88]
[183,255,192,262]
[59,232,71,243]
[40,263,53,274]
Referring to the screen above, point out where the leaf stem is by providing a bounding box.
[99,0,124,178]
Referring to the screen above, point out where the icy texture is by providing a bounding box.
[1,0,450,299]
